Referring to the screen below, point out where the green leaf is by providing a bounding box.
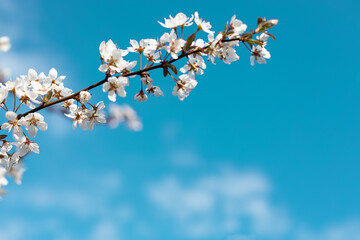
[163,63,178,75]
[224,21,229,33]
[45,90,52,101]
[184,32,197,51]
[168,64,178,75]
[241,33,253,40]
[163,67,169,77]
[247,39,263,46]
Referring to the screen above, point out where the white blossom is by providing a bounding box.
[48,68,66,85]
[229,15,247,36]
[22,113,48,138]
[194,12,214,34]
[256,32,270,46]
[141,74,153,85]
[79,91,91,104]
[158,13,193,29]
[160,30,186,59]
[145,51,161,63]
[180,55,206,75]
[86,101,106,131]
[16,137,39,157]
[118,60,137,76]
[206,33,223,64]
[1,111,23,137]
[128,39,158,56]
[146,85,163,97]
[102,76,129,102]
[250,45,271,66]
[222,46,239,64]
[134,91,148,102]
[99,40,129,75]
[32,78,53,96]
[172,74,198,101]
[16,88,41,109]
[52,84,72,99]
[64,106,88,130]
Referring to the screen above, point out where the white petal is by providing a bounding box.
[5,111,17,121]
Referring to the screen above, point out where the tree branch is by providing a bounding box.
[17,37,243,119]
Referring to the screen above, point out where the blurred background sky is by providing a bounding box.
[1,0,360,239]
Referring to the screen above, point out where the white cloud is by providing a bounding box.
[90,219,120,240]
[15,171,123,218]
[296,220,360,240]
[0,219,24,240]
[0,170,132,239]
[147,168,291,238]
[168,148,202,167]
[0,217,67,240]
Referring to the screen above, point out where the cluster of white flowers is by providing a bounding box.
[0,13,278,197]
[0,66,140,197]
[0,66,69,197]
[100,12,277,102]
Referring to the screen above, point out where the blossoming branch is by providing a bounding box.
[0,12,278,197]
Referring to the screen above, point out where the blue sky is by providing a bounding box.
[0,0,360,239]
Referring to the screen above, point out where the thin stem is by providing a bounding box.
[242,42,252,52]
[140,53,142,70]
[140,53,143,91]
[13,91,16,112]
[167,71,178,83]
[3,103,8,111]
[174,28,179,38]
[15,102,23,113]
